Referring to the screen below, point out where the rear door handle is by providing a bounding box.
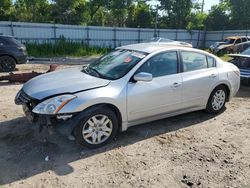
[171,82,182,88]
[209,74,217,78]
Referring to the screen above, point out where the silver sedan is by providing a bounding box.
[15,43,240,148]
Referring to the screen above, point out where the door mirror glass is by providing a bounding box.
[134,72,152,82]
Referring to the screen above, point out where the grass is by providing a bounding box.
[26,41,233,61]
[203,48,231,62]
[26,39,111,57]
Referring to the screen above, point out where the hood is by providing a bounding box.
[23,67,110,100]
[211,42,228,49]
[217,44,232,49]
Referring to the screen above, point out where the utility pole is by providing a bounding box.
[197,0,205,48]
[154,5,158,38]
[201,0,204,12]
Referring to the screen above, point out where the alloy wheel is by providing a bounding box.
[212,89,226,111]
[82,114,113,145]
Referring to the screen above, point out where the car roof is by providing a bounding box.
[0,35,14,39]
[225,36,249,40]
[117,43,197,54]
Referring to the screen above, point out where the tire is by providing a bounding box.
[75,107,118,149]
[0,56,16,72]
[206,85,228,114]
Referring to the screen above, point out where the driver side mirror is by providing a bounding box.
[133,72,153,82]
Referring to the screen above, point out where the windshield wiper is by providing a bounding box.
[88,67,102,77]
[82,65,114,80]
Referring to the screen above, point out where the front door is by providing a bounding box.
[127,51,183,122]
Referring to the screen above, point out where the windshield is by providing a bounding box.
[242,47,250,55]
[83,49,147,80]
[223,38,235,44]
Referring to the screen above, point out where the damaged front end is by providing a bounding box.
[15,89,77,135]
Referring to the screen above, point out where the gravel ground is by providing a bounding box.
[0,64,250,188]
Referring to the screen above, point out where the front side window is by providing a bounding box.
[83,49,148,80]
[181,51,208,72]
[137,51,178,78]
[224,38,235,44]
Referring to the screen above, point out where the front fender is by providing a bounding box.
[57,86,127,122]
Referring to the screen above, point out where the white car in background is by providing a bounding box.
[146,37,193,47]
[15,43,240,148]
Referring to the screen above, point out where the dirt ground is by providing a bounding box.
[0,64,250,188]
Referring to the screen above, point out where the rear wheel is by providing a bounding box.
[206,85,228,114]
[75,107,118,149]
[0,56,16,72]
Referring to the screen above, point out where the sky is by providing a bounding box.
[201,0,220,12]
[150,0,220,12]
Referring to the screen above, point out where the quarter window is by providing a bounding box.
[207,56,215,68]
[181,52,208,72]
[137,51,178,78]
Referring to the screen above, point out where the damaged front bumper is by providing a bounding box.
[15,90,79,136]
[22,104,77,135]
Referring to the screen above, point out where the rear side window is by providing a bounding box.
[242,38,247,42]
[181,52,207,72]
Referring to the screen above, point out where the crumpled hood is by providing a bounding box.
[22,67,110,100]
[216,44,232,50]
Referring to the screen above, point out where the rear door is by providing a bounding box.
[180,51,219,109]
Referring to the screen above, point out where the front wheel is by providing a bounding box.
[0,56,16,72]
[206,85,228,114]
[75,107,118,149]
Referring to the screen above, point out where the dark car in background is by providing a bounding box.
[0,35,28,72]
[210,36,250,54]
[229,47,250,84]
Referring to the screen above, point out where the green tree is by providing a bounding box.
[228,0,250,30]
[14,0,51,22]
[0,0,13,21]
[134,1,153,28]
[205,2,231,30]
[187,12,207,31]
[51,0,87,24]
[159,0,193,29]
[106,0,133,27]
[86,0,108,25]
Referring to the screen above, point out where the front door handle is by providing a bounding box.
[209,74,217,78]
[171,82,182,88]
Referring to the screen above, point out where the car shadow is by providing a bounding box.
[235,85,250,98]
[0,110,216,185]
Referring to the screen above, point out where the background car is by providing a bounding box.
[0,35,28,72]
[229,47,250,84]
[15,43,240,148]
[210,36,250,54]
